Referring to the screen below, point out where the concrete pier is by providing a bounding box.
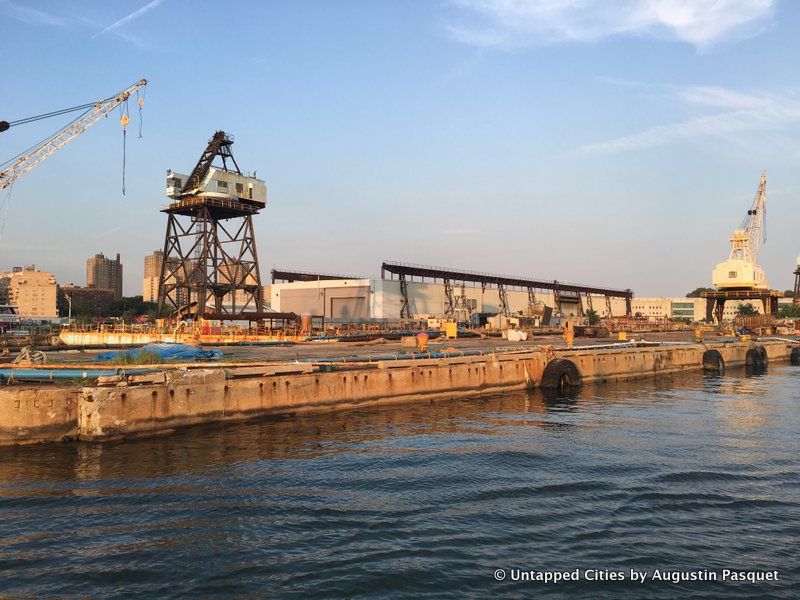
[0,341,794,445]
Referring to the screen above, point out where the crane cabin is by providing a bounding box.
[711,249,769,290]
[166,167,266,208]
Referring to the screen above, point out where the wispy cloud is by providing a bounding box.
[446,0,774,49]
[92,0,167,39]
[3,0,67,27]
[580,84,800,154]
[3,0,162,48]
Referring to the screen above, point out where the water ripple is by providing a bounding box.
[0,367,798,598]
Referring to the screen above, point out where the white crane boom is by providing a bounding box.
[741,170,767,265]
[0,79,147,190]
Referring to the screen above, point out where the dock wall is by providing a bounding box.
[0,341,793,445]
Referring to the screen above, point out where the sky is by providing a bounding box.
[2,0,800,297]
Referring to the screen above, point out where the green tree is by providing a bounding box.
[57,291,162,321]
[737,303,758,316]
[110,295,158,318]
[778,304,800,318]
[585,308,601,325]
[687,287,715,298]
[783,289,795,298]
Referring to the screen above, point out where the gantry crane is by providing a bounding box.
[0,79,147,191]
[158,131,267,321]
[712,170,769,290]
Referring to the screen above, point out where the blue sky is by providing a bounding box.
[2,0,800,296]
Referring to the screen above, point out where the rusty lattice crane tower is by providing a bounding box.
[157,131,266,320]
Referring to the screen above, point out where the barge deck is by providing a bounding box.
[0,340,796,446]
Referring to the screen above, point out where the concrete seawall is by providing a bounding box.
[0,341,793,445]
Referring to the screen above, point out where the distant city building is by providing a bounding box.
[59,284,116,316]
[87,252,123,299]
[144,250,163,279]
[1,265,58,319]
[142,250,164,303]
[142,249,188,307]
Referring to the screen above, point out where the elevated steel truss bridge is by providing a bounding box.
[381,261,633,319]
[271,269,362,284]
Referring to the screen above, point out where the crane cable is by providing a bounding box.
[1,82,146,196]
[1,102,94,130]
[0,89,130,131]
[0,108,93,170]
[120,101,130,195]
[137,87,146,139]
[116,90,146,194]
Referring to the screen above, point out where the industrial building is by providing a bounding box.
[87,252,123,300]
[631,296,796,322]
[0,266,58,319]
[630,298,706,322]
[269,264,632,322]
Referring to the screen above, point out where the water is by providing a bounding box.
[1,366,799,599]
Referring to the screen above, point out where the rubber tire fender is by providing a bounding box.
[757,345,768,366]
[702,349,725,373]
[745,347,766,368]
[790,347,800,366]
[541,358,582,390]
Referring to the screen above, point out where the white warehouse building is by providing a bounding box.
[268,265,632,321]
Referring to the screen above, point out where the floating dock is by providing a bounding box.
[0,340,795,445]
[58,328,305,348]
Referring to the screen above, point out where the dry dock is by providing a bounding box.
[0,340,796,445]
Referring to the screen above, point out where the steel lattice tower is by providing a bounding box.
[157,131,264,320]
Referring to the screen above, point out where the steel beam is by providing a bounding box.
[157,204,263,320]
[399,274,411,319]
[271,269,360,283]
[381,261,633,300]
[443,278,455,318]
[498,284,509,317]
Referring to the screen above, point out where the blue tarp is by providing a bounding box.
[96,343,224,362]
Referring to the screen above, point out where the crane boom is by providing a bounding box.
[181,130,241,196]
[0,79,147,190]
[741,170,767,265]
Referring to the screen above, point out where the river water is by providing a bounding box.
[0,366,798,599]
